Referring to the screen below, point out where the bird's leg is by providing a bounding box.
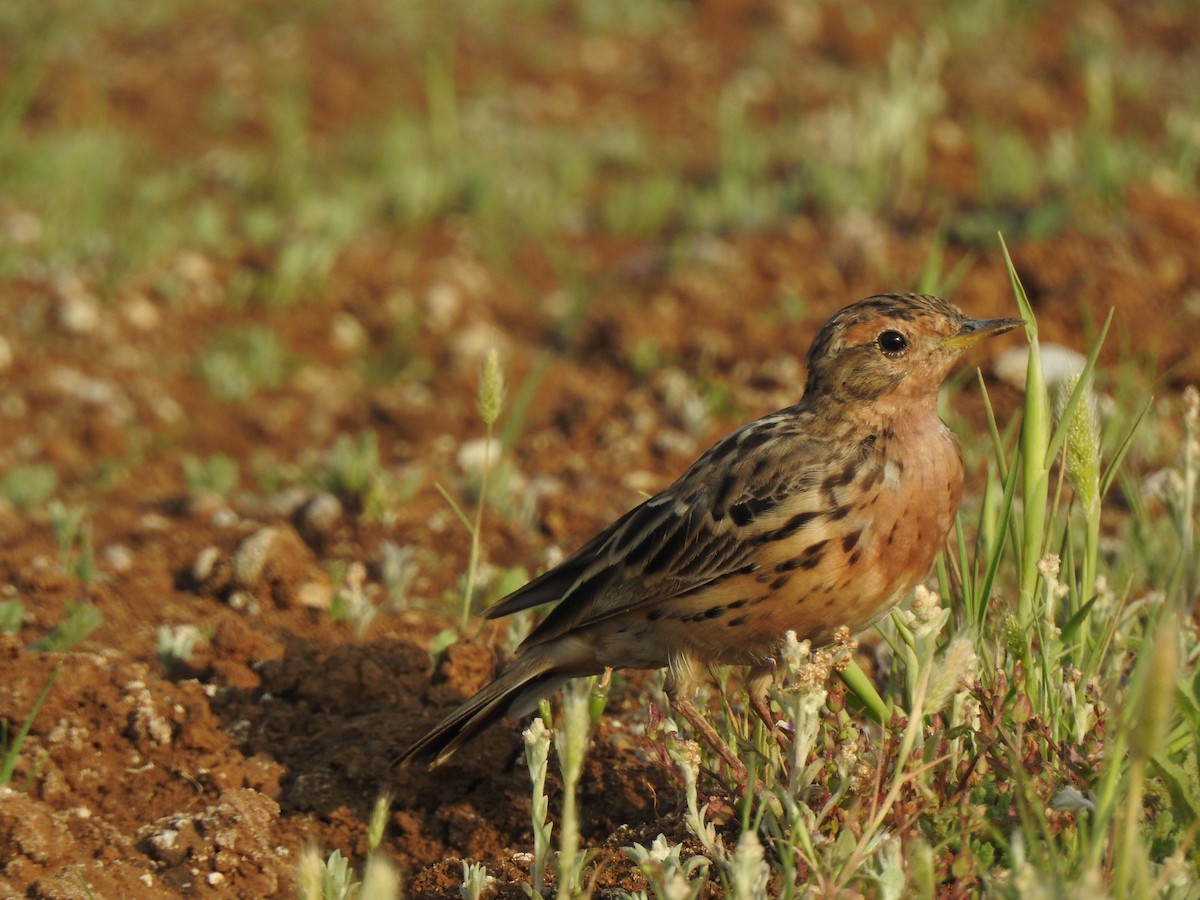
[666,688,749,787]
[665,654,752,787]
[746,662,781,734]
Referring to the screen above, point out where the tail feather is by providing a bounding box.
[395,653,570,768]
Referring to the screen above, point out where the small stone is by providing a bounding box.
[121,292,161,331]
[229,525,319,608]
[192,546,221,583]
[456,437,501,477]
[994,343,1086,390]
[296,491,342,535]
[227,590,260,615]
[102,544,134,573]
[296,580,333,610]
[424,282,461,331]
[147,827,186,866]
[55,276,101,334]
[231,527,281,586]
[175,250,215,287]
[330,312,366,352]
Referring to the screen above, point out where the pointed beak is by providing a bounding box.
[945,315,1024,351]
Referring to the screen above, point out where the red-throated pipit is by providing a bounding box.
[398,294,1022,775]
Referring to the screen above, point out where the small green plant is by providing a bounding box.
[318,431,391,517]
[378,541,418,610]
[296,848,355,900]
[295,792,399,899]
[48,500,94,584]
[523,717,553,897]
[0,598,24,634]
[459,860,490,900]
[327,561,378,637]
[182,454,240,496]
[195,326,291,402]
[32,602,102,652]
[155,624,201,672]
[553,679,592,897]
[623,833,710,900]
[0,463,58,511]
[523,677,596,899]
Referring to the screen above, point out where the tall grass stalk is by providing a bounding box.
[524,718,553,895]
[554,679,593,897]
[457,349,506,629]
[1114,614,1178,897]
[1177,386,1199,605]
[1001,241,1049,667]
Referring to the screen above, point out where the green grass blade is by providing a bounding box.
[0,664,60,785]
[838,659,889,726]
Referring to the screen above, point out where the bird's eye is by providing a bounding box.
[877,330,908,355]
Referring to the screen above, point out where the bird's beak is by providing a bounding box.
[945,315,1025,351]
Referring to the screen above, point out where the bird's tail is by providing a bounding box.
[395,650,575,768]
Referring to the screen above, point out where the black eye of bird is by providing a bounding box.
[877,330,908,355]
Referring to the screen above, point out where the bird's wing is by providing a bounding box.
[485,407,851,647]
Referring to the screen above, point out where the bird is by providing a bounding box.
[397,293,1022,774]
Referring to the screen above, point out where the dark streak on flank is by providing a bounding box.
[681,605,729,623]
[822,458,858,492]
[770,574,791,590]
[860,464,884,490]
[728,614,750,627]
[796,539,829,570]
[841,531,861,553]
[754,510,820,544]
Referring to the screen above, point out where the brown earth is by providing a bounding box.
[1,1,1199,897]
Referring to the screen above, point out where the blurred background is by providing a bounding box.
[2,0,1200,895]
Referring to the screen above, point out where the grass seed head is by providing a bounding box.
[478,347,506,426]
[1059,373,1102,512]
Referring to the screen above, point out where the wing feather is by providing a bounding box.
[483,408,841,648]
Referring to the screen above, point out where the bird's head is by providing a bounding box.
[802,294,1023,412]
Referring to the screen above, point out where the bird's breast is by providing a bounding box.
[666,416,964,661]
